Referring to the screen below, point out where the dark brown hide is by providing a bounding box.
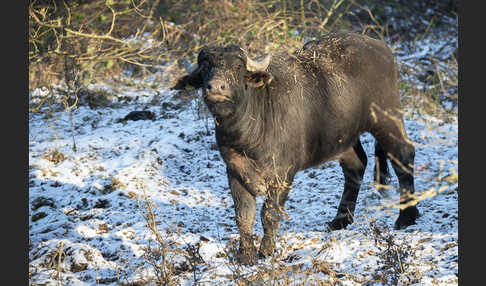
[172,32,419,265]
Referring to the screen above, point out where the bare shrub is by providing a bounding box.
[137,182,206,285]
[370,223,421,286]
[41,149,66,164]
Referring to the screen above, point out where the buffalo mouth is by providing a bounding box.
[202,91,234,117]
[203,90,232,103]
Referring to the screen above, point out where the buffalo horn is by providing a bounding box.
[246,53,271,72]
[183,58,198,73]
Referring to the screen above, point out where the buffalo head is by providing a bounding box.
[172,45,273,117]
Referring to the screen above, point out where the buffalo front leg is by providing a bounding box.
[259,181,291,258]
[327,140,367,231]
[228,171,258,265]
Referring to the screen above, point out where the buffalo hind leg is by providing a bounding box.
[327,139,367,231]
[390,141,419,229]
[228,171,257,265]
[374,141,391,197]
[259,177,292,258]
[372,119,420,230]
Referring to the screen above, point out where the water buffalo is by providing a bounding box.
[172,31,419,265]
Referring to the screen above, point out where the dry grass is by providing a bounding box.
[28,0,379,96]
[399,48,458,122]
[135,181,207,285]
[220,234,368,285]
[41,149,66,164]
[29,0,457,124]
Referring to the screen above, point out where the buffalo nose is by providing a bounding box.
[207,80,226,94]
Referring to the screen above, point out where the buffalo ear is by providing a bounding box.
[171,75,191,90]
[171,73,204,90]
[245,71,273,88]
[171,58,205,90]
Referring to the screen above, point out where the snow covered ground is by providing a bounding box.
[29,35,457,285]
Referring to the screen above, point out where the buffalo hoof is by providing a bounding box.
[237,248,258,265]
[237,233,258,265]
[258,237,276,258]
[326,216,353,231]
[394,206,420,230]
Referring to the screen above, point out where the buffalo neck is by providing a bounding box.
[214,75,302,166]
